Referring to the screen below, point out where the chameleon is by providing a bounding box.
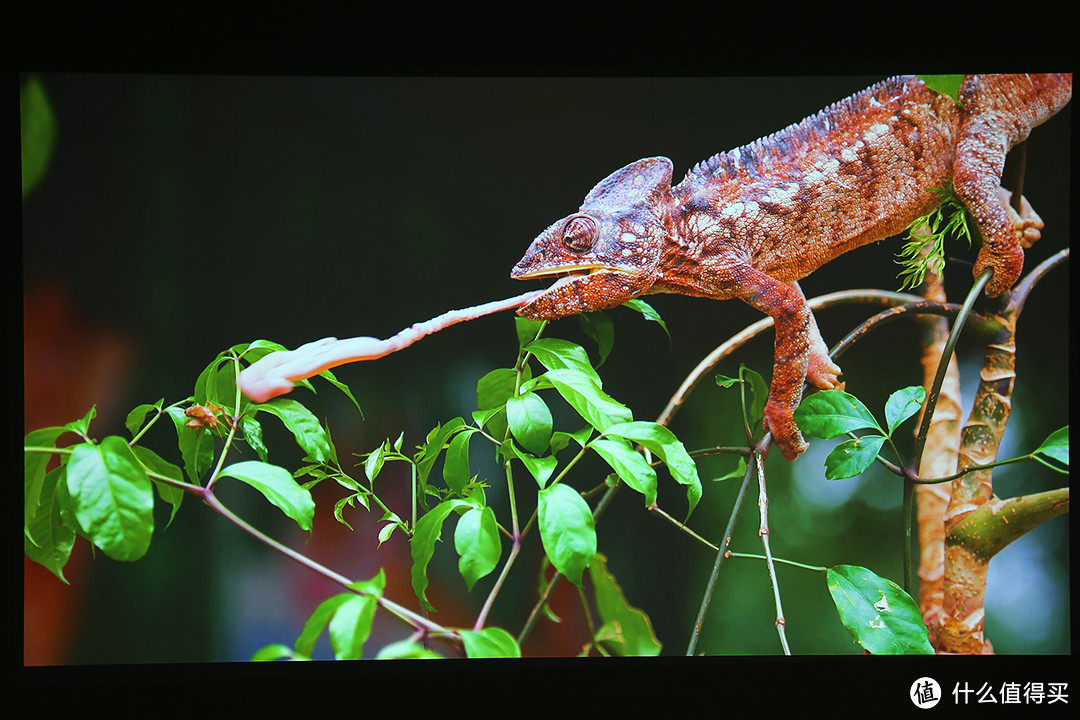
[511,74,1071,461]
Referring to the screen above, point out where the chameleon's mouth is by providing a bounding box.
[512,263,608,282]
[512,264,631,294]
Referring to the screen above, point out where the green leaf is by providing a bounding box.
[884,386,926,436]
[795,390,882,439]
[459,627,521,658]
[1033,426,1068,470]
[251,644,299,661]
[505,391,553,456]
[601,420,702,517]
[21,75,57,199]
[130,445,184,525]
[538,483,596,586]
[896,188,970,291]
[589,438,657,507]
[621,298,669,340]
[410,498,472,611]
[252,398,330,463]
[476,367,527,442]
[515,316,546,350]
[66,437,155,562]
[25,426,71,528]
[471,407,502,431]
[333,495,358,530]
[522,368,632,433]
[239,415,269,462]
[443,429,475,495]
[194,353,238,409]
[347,567,387,598]
[578,311,614,367]
[364,443,386,483]
[824,435,887,480]
[551,426,594,454]
[24,466,76,583]
[919,74,965,104]
[329,594,378,660]
[219,461,316,531]
[318,368,363,416]
[295,593,352,657]
[375,640,442,659]
[744,366,769,433]
[455,506,501,591]
[240,339,289,365]
[378,515,404,546]
[476,368,518,410]
[714,456,748,483]
[525,338,603,385]
[503,440,558,488]
[124,399,164,438]
[588,554,662,656]
[415,418,467,506]
[827,565,934,654]
[65,405,98,438]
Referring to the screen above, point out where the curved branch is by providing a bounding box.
[950,487,1069,561]
[657,289,924,428]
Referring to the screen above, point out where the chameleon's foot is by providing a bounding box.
[973,243,1025,297]
[763,400,808,461]
[995,188,1044,249]
[807,351,844,392]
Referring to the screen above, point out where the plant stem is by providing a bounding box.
[201,488,448,636]
[475,534,520,631]
[474,460,522,631]
[204,419,239,493]
[518,566,561,646]
[754,451,790,654]
[650,505,719,551]
[685,450,755,656]
[725,552,827,573]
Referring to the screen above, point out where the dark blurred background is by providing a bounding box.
[22,74,1069,663]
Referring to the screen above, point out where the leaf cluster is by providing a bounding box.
[895,184,973,292]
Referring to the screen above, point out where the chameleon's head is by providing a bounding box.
[512,157,674,320]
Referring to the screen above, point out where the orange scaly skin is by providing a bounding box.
[512,74,1071,461]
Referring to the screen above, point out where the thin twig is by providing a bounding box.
[685,452,756,655]
[754,451,790,654]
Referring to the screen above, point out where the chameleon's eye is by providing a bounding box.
[561,215,597,253]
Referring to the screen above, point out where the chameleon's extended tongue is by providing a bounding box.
[239,289,546,403]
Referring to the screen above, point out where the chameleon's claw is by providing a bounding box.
[995,188,1044,249]
[807,352,844,392]
[763,398,809,461]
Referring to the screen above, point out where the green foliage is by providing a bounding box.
[66,437,155,562]
[538,483,597,586]
[588,554,662,656]
[218,461,316,531]
[827,565,934,654]
[1033,426,1069,472]
[286,570,385,660]
[23,299,1065,660]
[919,74,965,105]
[460,627,521,658]
[21,75,57,200]
[249,398,331,463]
[896,184,973,291]
[795,386,925,480]
[717,365,769,445]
